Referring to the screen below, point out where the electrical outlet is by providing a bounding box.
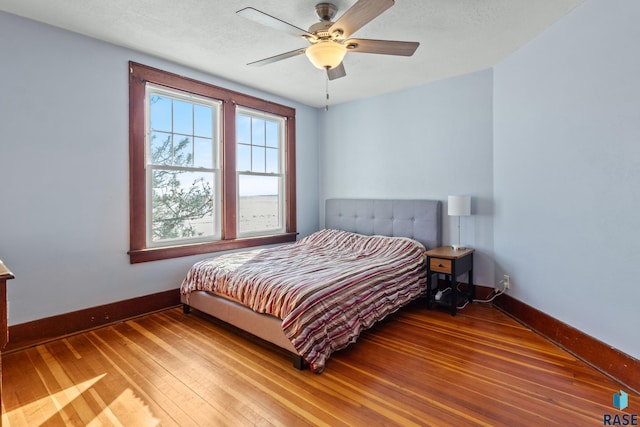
[503,274,510,290]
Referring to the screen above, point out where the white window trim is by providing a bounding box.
[144,83,223,248]
[235,106,286,238]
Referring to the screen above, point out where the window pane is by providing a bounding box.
[252,146,265,173]
[238,174,281,234]
[173,100,193,135]
[265,120,279,148]
[266,147,279,173]
[149,95,172,132]
[194,137,213,169]
[252,118,265,146]
[237,115,251,144]
[173,136,193,167]
[237,144,251,172]
[151,169,216,242]
[194,104,212,137]
[149,132,172,166]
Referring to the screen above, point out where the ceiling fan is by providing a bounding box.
[237,0,420,80]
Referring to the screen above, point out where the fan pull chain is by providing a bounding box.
[325,72,329,111]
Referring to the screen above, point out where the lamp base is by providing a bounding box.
[451,244,466,251]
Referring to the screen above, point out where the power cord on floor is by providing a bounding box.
[433,279,507,310]
[471,278,507,304]
[455,278,508,310]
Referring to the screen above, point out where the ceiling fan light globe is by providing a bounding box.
[305,41,347,70]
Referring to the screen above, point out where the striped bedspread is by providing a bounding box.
[180,229,427,372]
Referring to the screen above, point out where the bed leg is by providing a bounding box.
[182,304,191,314]
[292,354,306,370]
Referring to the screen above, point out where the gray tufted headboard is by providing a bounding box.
[325,199,442,250]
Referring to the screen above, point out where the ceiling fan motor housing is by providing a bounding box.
[309,21,335,40]
[315,3,338,21]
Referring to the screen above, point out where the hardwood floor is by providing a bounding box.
[1,302,637,426]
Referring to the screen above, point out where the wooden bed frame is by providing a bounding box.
[181,198,442,369]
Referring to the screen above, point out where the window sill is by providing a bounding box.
[129,232,297,264]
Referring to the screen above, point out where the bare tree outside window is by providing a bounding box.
[149,133,215,241]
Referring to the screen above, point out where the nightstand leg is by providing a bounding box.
[450,269,457,316]
[426,272,433,309]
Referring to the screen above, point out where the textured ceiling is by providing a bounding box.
[0,0,584,108]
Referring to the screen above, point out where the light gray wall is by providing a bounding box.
[493,0,640,358]
[320,70,495,286]
[0,11,319,325]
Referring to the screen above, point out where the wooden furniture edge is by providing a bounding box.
[494,293,640,394]
[0,260,14,282]
[3,288,180,353]
[424,246,474,259]
[1,259,15,427]
[0,260,14,350]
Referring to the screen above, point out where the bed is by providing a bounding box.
[180,199,442,372]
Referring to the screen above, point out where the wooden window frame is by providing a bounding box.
[128,62,296,263]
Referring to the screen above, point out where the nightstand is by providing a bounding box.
[425,246,474,316]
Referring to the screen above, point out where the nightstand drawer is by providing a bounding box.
[429,258,452,274]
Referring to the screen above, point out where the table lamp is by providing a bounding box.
[448,195,471,250]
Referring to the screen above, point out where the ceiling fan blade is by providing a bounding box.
[329,0,395,39]
[346,38,419,56]
[327,63,347,80]
[247,48,307,66]
[237,7,315,39]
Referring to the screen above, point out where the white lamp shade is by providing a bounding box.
[305,41,347,70]
[448,195,471,216]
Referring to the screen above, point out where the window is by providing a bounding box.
[236,108,285,236]
[146,85,221,246]
[129,62,296,263]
